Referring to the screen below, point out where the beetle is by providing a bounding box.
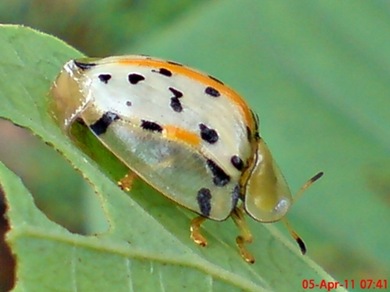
[50,55,323,263]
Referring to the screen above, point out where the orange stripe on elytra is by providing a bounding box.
[163,125,201,147]
[117,57,256,130]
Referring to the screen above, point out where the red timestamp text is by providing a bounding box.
[302,278,388,291]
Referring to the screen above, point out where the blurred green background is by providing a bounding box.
[0,0,389,290]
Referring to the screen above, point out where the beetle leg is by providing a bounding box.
[231,207,255,264]
[190,216,208,247]
[118,172,137,192]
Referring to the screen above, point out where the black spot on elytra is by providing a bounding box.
[170,99,182,112]
[152,68,172,77]
[206,159,230,186]
[230,155,244,171]
[199,124,218,144]
[90,112,120,135]
[98,74,111,84]
[140,120,163,133]
[232,185,240,208]
[197,188,212,217]
[169,87,183,98]
[128,73,145,84]
[205,86,220,97]
[169,87,184,112]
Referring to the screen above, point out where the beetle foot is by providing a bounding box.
[118,172,136,192]
[236,236,255,264]
[190,216,208,247]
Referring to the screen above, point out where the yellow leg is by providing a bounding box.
[190,216,208,247]
[117,171,137,192]
[231,207,255,264]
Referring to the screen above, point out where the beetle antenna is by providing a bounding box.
[293,171,324,203]
[282,171,323,254]
[282,218,306,254]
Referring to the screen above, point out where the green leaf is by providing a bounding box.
[0,24,341,291]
